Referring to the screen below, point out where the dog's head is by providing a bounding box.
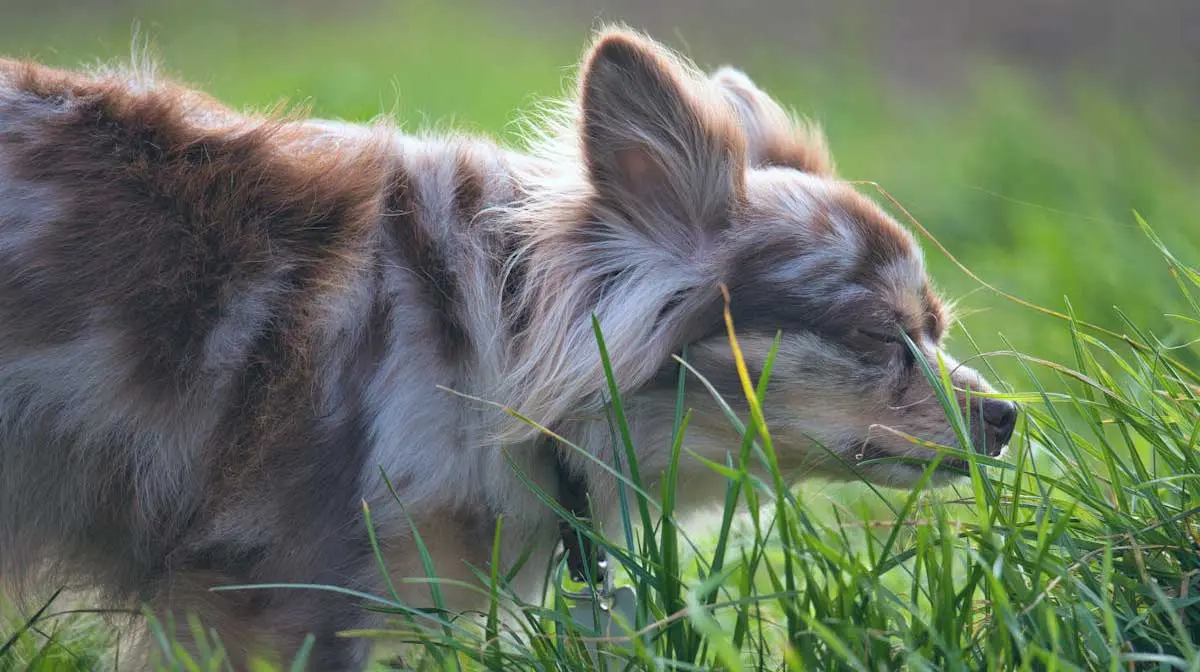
[508,28,1016,488]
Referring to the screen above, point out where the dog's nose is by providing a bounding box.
[981,398,1018,454]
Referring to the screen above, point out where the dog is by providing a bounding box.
[0,26,1017,669]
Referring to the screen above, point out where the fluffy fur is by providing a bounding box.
[0,27,1017,669]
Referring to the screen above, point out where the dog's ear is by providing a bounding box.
[709,66,834,177]
[579,30,747,244]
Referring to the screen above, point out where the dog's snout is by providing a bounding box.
[981,398,1018,454]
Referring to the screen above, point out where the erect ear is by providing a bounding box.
[709,66,835,177]
[579,30,747,244]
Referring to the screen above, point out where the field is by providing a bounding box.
[1,1,1198,670]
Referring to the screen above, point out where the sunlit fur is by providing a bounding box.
[0,27,1014,669]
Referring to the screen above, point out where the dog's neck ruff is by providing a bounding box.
[546,436,607,587]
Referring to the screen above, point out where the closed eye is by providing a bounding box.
[860,330,902,344]
[855,329,919,367]
[854,328,912,346]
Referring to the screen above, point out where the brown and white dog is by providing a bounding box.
[0,27,1016,669]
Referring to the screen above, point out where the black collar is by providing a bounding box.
[548,437,607,586]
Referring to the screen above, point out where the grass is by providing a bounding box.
[1,1,1199,669]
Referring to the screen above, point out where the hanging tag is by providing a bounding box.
[566,585,640,670]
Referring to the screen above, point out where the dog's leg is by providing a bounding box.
[145,568,375,670]
[141,522,382,671]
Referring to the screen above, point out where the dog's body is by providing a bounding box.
[0,29,1016,669]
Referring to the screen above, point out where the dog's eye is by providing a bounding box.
[853,329,904,346]
[852,329,918,367]
[860,330,901,344]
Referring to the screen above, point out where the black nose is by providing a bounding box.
[981,398,1018,453]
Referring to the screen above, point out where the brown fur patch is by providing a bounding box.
[758,133,834,176]
[380,163,471,361]
[381,506,497,612]
[453,146,486,226]
[710,66,834,176]
[0,59,386,398]
[923,284,948,338]
[499,229,533,337]
[836,188,918,294]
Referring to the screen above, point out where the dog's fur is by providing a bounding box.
[0,28,1017,669]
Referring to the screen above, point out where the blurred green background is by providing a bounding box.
[2,0,1197,406]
